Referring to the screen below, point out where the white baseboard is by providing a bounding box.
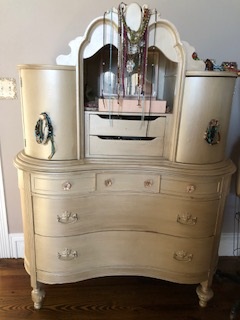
[219,233,235,256]
[0,155,11,258]
[9,233,24,258]
[0,232,236,259]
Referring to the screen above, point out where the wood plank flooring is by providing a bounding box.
[0,257,240,320]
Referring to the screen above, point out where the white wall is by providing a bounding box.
[1,0,240,234]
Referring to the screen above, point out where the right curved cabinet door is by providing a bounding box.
[176,72,236,164]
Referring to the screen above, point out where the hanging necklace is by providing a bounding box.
[118,3,151,102]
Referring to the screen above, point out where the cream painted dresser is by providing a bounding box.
[14,3,237,309]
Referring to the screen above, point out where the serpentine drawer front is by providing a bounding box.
[33,195,219,238]
[35,231,214,277]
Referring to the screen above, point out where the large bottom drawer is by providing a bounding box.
[35,231,213,280]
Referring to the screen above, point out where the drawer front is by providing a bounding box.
[33,194,218,238]
[161,177,221,199]
[88,114,166,137]
[31,173,96,195]
[96,172,160,193]
[88,136,164,157]
[35,232,213,276]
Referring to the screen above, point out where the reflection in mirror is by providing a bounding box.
[84,44,177,111]
[103,72,117,95]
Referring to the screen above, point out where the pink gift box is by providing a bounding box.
[98,98,167,113]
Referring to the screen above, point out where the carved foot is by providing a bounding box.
[196,284,214,307]
[31,287,45,309]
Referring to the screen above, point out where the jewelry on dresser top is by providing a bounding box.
[35,112,55,160]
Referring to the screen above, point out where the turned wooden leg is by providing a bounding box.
[31,283,45,309]
[196,281,214,307]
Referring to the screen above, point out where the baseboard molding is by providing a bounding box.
[0,232,236,259]
[9,233,24,258]
[219,233,235,256]
[0,155,11,258]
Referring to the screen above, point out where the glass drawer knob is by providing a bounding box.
[62,181,72,191]
[186,185,196,193]
[104,179,113,187]
[144,179,153,188]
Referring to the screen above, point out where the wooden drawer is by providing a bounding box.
[88,135,164,157]
[33,194,218,238]
[96,172,160,193]
[161,176,221,199]
[31,173,96,195]
[87,113,166,137]
[35,231,213,277]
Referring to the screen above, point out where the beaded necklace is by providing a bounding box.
[118,3,151,104]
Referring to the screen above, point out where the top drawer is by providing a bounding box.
[31,173,96,195]
[87,113,166,137]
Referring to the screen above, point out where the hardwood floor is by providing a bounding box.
[0,257,240,320]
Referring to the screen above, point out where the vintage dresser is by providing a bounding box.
[14,3,237,309]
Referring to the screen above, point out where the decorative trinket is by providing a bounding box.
[35,112,55,159]
[117,3,151,102]
[126,59,135,73]
[204,119,220,145]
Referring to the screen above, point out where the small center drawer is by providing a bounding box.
[96,172,160,193]
[31,172,96,195]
